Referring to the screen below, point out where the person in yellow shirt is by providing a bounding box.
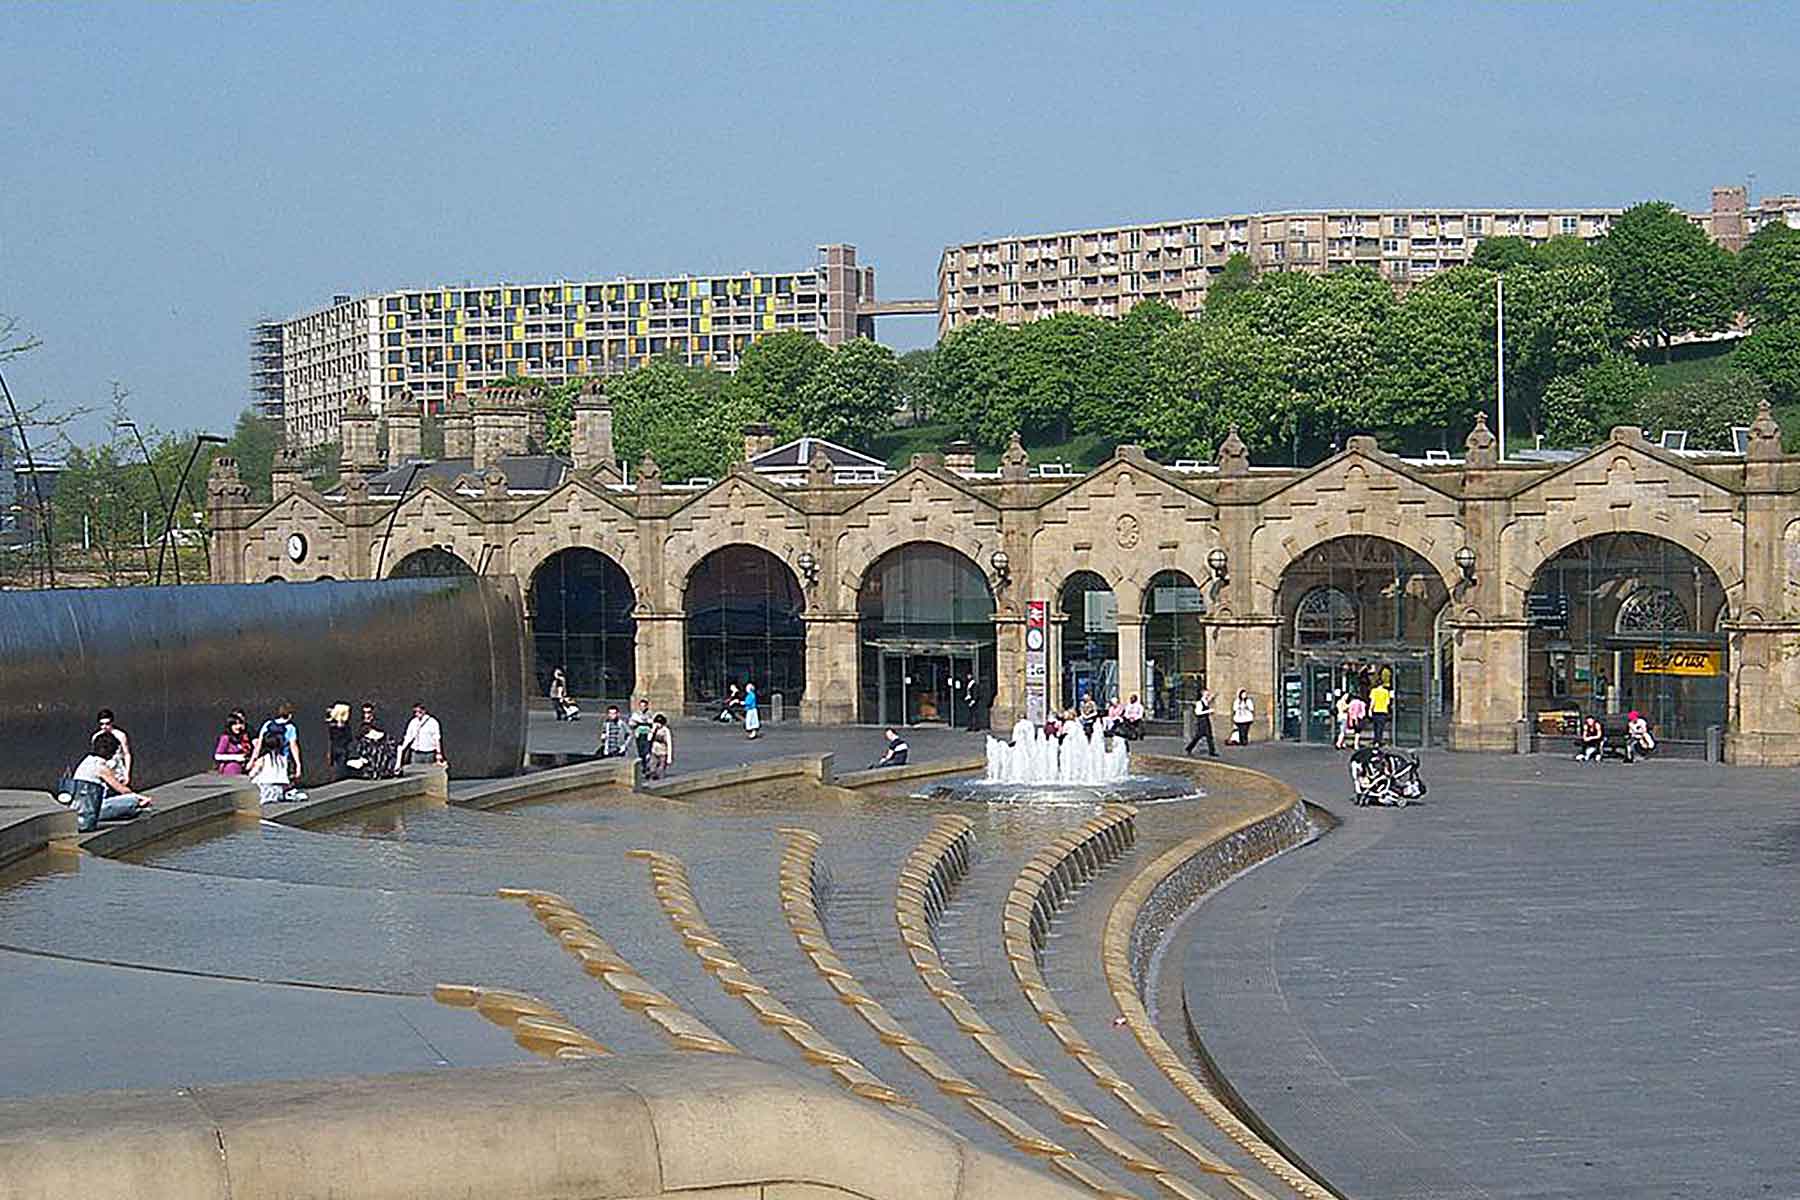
[1368,680,1394,746]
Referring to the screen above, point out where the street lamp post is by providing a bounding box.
[155,434,227,586]
[116,418,168,581]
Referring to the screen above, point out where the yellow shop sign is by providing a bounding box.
[1633,648,1721,676]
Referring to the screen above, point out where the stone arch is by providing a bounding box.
[836,515,1001,615]
[1500,511,1744,621]
[682,543,808,712]
[1250,513,1462,616]
[524,546,638,702]
[387,546,476,579]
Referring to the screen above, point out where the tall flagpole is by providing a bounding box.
[1495,274,1506,461]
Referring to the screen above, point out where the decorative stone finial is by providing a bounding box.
[482,465,509,500]
[339,468,369,503]
[1463,413,1497,468]
[1608,425,1648,447]
[1000,430,1030,482]
[1748,397,1782,461]
[1216,426,1249,477]
[345,392,373,418]
[808,450,834,488]
[577,377,606,406]
[636,452,662,496]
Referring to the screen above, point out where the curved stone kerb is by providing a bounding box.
[0,1058,1087,1200]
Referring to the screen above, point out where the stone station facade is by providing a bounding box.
[207,390,1800,765]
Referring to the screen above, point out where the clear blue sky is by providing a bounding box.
[3,2,1795,442]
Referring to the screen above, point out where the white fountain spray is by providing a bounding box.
[986,718,1129,786]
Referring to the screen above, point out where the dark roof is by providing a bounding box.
[352,455,573,497]
[749,437,886,472]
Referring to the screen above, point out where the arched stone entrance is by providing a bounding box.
[527,548,636,703]
[857,542,995,726]
[1057,571,1118,711]
[1524,532,1728,745]
[1276,536,1450,746]
[388,547,475,579]
[684,544,806,716]
[1142,570,1206,723]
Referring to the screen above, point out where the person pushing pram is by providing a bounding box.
[1348,745,1426,807]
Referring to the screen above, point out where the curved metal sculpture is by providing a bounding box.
[0,576,527,788]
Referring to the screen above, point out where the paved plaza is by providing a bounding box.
[1175,742,1800,1200]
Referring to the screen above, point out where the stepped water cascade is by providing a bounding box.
[986,718,1129,786]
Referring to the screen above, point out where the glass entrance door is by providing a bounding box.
[879,651,974,725]
[1288,651,1433,747]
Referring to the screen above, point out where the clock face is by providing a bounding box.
[286,533,308,563]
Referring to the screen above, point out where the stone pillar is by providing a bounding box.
[205,456,252,584]
[944,440,976,474]
[633,613,685,713]
[802,615,859,724]
[340,396,380,473]
[473,398,528,473]
[572,399,616,475]
[1446,620,1529,752]
[1115,615,1145,704]
[742,423,777,462]
[1205,618,1281,740]
[270,449,302,502]
[386,410,422,467]
[1726,623,1800,765]
[990,612,1025,730]
[443,396,474,460]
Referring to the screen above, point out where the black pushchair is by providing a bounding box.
[1348,747,1427,807]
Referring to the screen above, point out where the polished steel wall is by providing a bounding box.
[0,577,528,788]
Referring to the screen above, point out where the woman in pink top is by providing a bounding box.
[1345,694,1368,750]
[213,712,253,775]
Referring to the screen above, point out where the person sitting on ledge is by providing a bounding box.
[1078,693,1099,735]
[1104,693,1124,733]
[1627,710,1657,759]
[1116,693,1145,741]
[1579,713,1605,762]
[65,731,153,833]
[870,729,910,769]
[1043,710,1063,739]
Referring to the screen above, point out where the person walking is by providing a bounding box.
[1333,691,1351,750]
[1230,689,1255,745]
[1368,677,1393,747]
[550,667,571,721]
[1185,686,1218,757]
[1345,692,1368,751]
[647,713,674,779]
[629,698,655,768]
[213,712,253,776]
[597,705,630,758]
[398,701,445,767]
[716,683,742,723]
[743,682,761,740]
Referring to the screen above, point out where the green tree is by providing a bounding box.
[1595,201,1736,359]
[796,338,900,447]
[1470,236,1537,271]
[895,348,936,425]
[1635,369,1767,449]
[608,357,739,481]
[725,331,829,438]
[221,409,281,502]
[1203,253,1256,312]
[1143,311,1285,461]
[1540,355,1655,447]
[1502,264,1618,436]
[997,313,1107,447]
[1734,322,1800,406]
[1737,222,1800,328]
[1371,281,1491,449]
[927,320,1015,449]
[1082,300,1184,439]
[1533,235,1595,268]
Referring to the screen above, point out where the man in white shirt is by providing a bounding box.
[94,708,132,785]
[399,702,445,767]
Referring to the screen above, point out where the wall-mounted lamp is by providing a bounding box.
[1206,546,1230,584]
[989,548,1011,587]
[796,548,819,587]
[1454,545,1477,585]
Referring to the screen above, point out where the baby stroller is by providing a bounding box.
[1348,747,1427,807]
[553,696,582,722]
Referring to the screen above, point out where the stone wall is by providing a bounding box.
[210,409,1800,763]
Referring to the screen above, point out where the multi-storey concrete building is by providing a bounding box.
[275,245,877,451]
[937,186,1787,334]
